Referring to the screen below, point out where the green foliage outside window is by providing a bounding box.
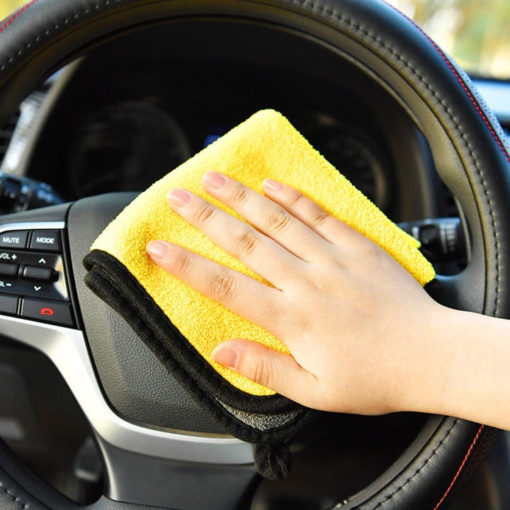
[387,0,510,79]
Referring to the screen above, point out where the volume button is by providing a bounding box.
[0,263,18,277]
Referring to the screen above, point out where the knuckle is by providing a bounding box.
[267,209,292,235]
[209,270,236,301]
[252,358,273,387]
[288,190,306,208]
[367,242,385,262]
[231,184,249,206]
[195,203,215,225]
[237,229,259,256]
[173,249,190,273]
[311,209,330,228]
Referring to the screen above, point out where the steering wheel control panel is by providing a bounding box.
[0,227,75,327]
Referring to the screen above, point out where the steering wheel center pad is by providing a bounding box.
[0,0,508,508]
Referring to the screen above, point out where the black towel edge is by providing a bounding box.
[83,249,314,443]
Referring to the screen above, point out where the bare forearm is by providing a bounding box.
[405,306,510,430]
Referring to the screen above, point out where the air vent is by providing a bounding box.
[0,109,21,162]
[0,88,48,174]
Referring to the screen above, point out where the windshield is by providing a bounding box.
[387,0,510,80]
[1,0,510,80]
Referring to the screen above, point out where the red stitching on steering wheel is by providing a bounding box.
[386,2,510,165]
[433,423,484,509]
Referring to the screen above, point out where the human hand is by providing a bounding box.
[147,172,450,416]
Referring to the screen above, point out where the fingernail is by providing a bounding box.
[147,241,169,259]
[203,172,226,190]
[212,346,239,369]
[263,179,283,192]
[168,189,191,207]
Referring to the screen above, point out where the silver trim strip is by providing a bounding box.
[0,222,253,464]
[0,221,66,234]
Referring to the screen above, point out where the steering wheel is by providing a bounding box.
[0,0,509,508]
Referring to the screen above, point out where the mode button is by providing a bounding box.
[29,230,61,252]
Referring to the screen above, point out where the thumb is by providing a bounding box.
[212,339,316,401]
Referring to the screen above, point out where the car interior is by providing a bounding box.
[0,1,510,509]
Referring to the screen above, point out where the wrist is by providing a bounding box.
[395,302,463,416]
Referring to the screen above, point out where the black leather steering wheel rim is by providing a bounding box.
[0,0,509,508]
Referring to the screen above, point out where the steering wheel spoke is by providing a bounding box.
[0,216,255,509]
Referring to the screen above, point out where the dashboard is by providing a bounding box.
[2,20,450,225]
[0,18,510,509]
[24,66,399,209]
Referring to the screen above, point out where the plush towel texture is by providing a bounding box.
[88,109,434,398]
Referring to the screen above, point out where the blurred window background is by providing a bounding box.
[387,0,510,79]
[1,0,509,79]
[0,1,28,20]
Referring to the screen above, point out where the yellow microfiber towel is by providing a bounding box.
[83,109,435,465]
